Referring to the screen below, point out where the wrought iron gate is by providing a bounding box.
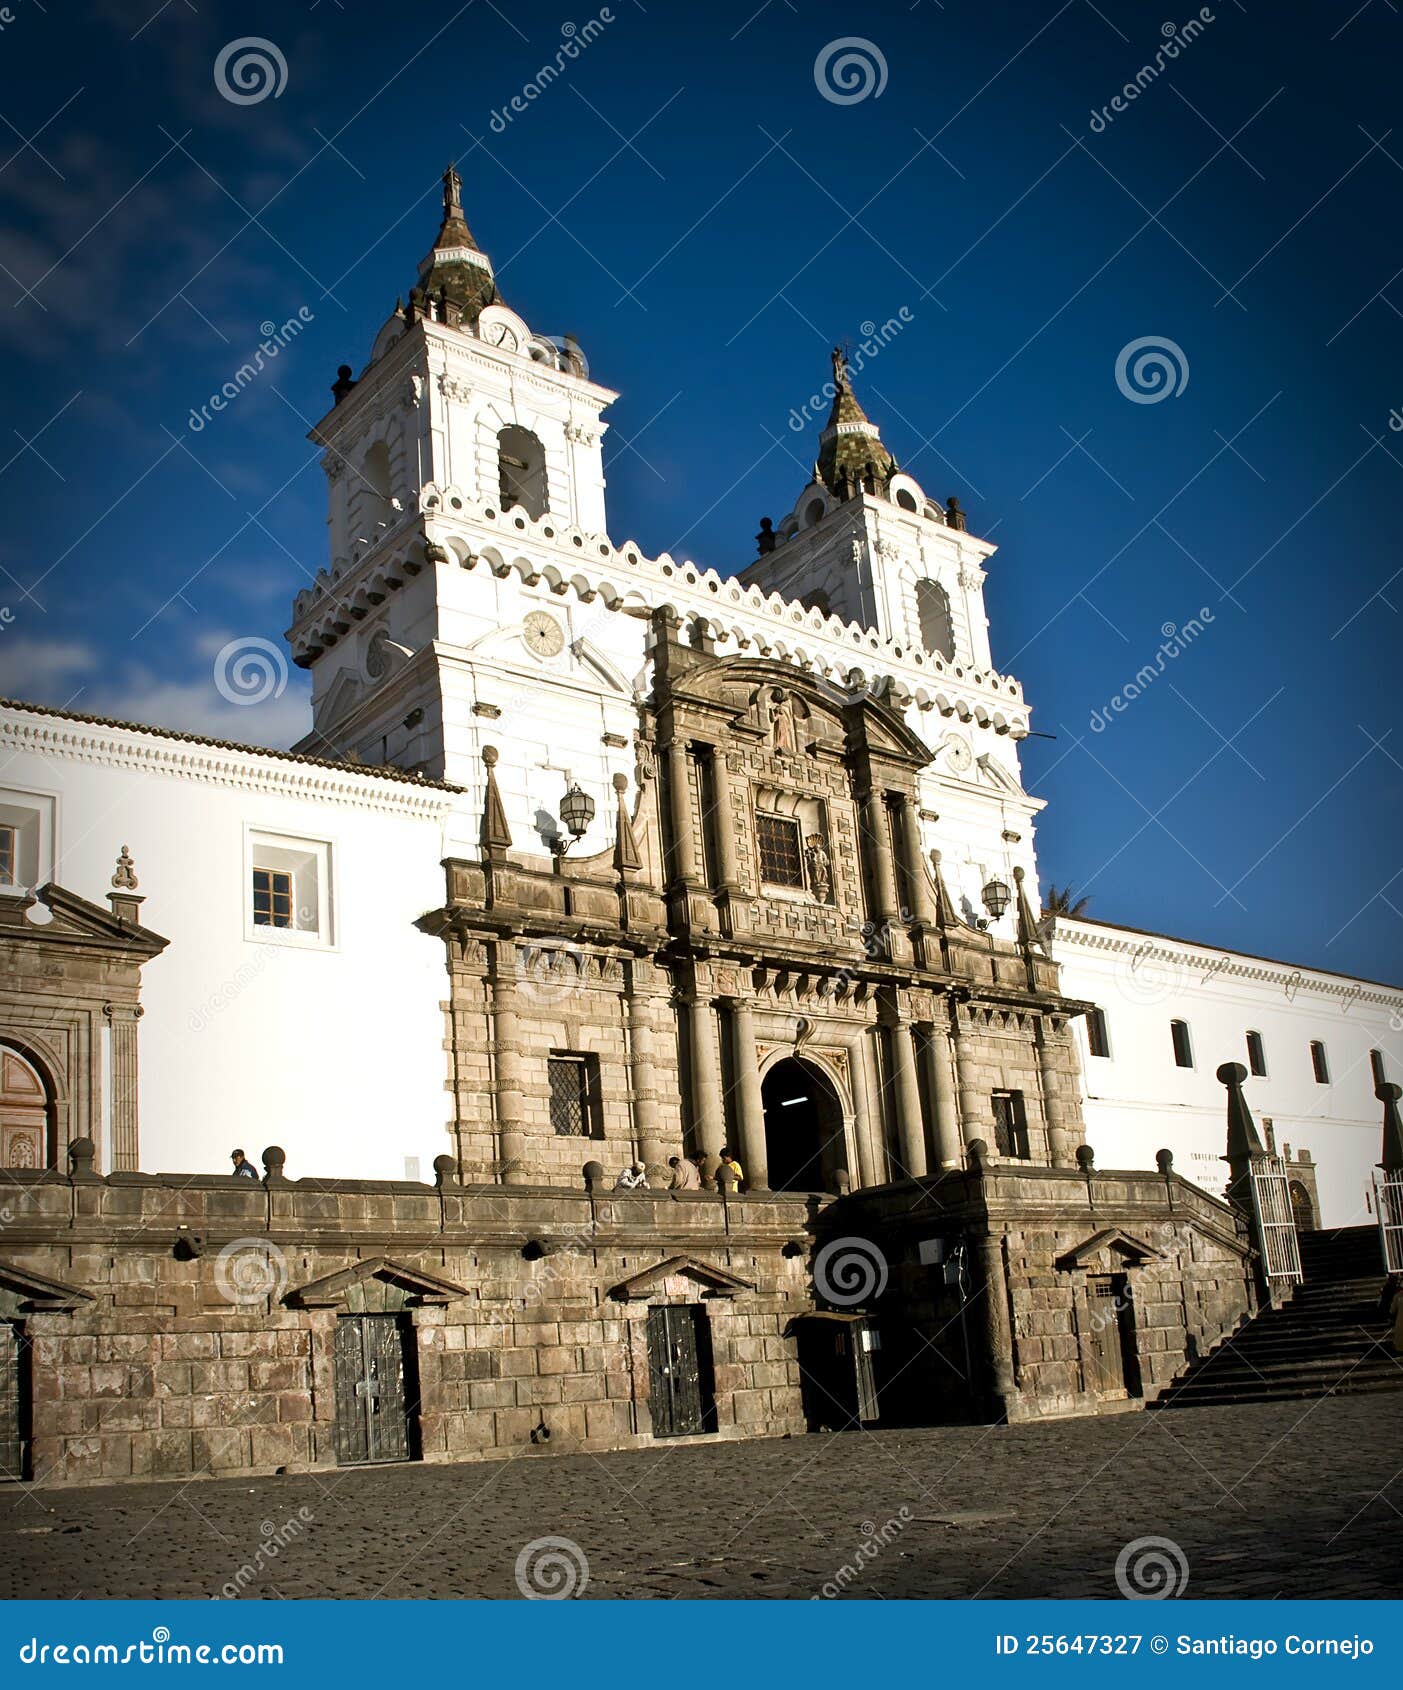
[646,1305,715,1438]
[1249,1155,1303,1287]
[333,1314,414,1465]
[0,1323,25,1479]
[1376,1170,1403,1273]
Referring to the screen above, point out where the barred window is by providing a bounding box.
[252,867,294,928]
[991,1091,1029,1159]
[0,824,14,886]
[755,812,804,888]
[548,1053,601,1137]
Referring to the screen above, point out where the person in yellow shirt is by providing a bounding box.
[719,1147,744,1190]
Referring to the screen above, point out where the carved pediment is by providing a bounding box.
[287,1256,468,1310]
[1055,1229,1162,1271]
[608,1255,755,1302]
[0,885,167,959]
[0,1260,93,1313]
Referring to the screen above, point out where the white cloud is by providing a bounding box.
[0,632,312,750]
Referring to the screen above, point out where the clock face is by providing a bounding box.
[523,610,564,658]
[485,322,518,352]
[942,732,973,773]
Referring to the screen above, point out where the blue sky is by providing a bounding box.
[0,0,1399,982]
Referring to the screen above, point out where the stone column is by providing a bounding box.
[688,994,726,1164]
[952,1002,989,1150]
[921,1012,963,1169]
[974,1229,1016,1421]
[489,942,529,1184]
[103,1003,143,1173]
[1037,1015,1077,1168]
[861,787,900,929]
[850,1028,883,1188]
[887,1017,929,1181]
[664,737,698,889]
[727,996,768,1190]
[625,977,665,1177]
[704,745,739,891]
[895,795,935,927]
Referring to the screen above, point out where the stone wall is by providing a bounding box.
[0,1164,813,1487]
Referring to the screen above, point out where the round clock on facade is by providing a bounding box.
[485,322,518,352]
[523,611,565,658]
[942,732,973,772]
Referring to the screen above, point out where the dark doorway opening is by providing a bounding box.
[0,1322,31,1479]
[795,1314,880,1430]
[761,1057,847,1193]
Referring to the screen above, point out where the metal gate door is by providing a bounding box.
[1249,1155,1304,1286]
[1084,1278,1127,1394]
[0,1324,24,1479]
[1376,1170,1403,1273]
[646,1305,714,1438]
[333,1314,413,1465]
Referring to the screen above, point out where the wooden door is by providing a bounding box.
[1084,1277,1126,1394]
[333,1314,413,1465]
[646,1306,714,1438]
[0,1049,50,1169]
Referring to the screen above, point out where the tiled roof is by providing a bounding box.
[0,696,463,793]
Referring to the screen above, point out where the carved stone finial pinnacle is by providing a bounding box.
[444,162,463,218]
[112,846,138,891]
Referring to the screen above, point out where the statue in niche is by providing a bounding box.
[768,688,797,755]
[805,834,831,902]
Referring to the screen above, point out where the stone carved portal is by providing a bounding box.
[761,1055,847,1193]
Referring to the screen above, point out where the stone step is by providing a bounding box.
[1153,1376,1403,1408]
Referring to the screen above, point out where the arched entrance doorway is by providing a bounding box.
[760,1057,847,1193]
[0,1047,55,1169]
[1289,1180,1316,1233]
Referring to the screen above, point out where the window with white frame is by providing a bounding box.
[247,831,333,945]
[0,790,56,893]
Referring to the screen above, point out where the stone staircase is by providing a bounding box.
[1153,1226,1402,1409]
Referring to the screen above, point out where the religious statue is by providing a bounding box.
[768,688,796,755]
[831,344,850,390]
[805,834,831,902]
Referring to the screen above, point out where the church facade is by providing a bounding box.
[0,172,1394,1485]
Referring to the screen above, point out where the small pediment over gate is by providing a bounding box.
[0,1260,94,1314]
[286,1257,468,1311]
[608,1255,755,1302]
[1055,1229,1162,1272]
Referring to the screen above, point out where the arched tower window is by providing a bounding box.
[498,426,548,519]
[915,579,955,660]
[361,440,394,537]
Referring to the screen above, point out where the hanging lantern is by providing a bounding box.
[559,781,596,841]
[981,877,1012,921]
